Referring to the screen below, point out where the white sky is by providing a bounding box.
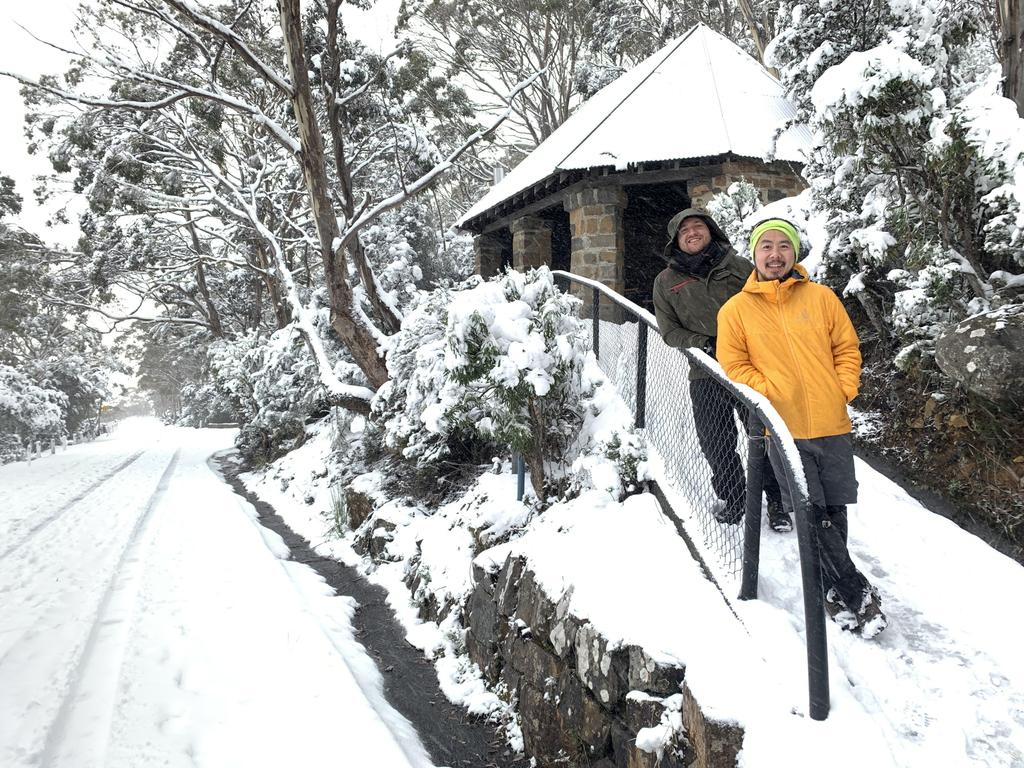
[0,0,401,247]
[0,1,81,245]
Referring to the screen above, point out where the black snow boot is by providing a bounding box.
[767,499,792,533]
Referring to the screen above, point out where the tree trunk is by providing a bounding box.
[277,0,389,389]
[735,0,778,75]
[998,0,1024,117]
[322,1,401,336]
[254,244,291,329]
[183,210,224,338]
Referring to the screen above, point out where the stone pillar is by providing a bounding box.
[564,185,627,320]
[510,215,553,272]
[474,232,504,279]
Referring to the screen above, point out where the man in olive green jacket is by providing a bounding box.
[652,208,789,531]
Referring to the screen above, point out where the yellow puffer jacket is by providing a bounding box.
[716,264,861,440]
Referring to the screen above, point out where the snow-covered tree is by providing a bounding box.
[707,179,764,247]
[375,268,591,496]
[768,0,1024,363]
[0,364,67,456]
[0,178,116,447]
[7,0,538,416]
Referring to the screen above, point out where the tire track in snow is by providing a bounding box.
[36,450,180,768]
[0,451,146,563]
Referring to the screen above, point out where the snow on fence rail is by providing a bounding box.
[552,269,832,721]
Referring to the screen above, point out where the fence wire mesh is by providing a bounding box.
[592,312,752,580]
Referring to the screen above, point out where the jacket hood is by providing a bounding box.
[662,208,732,261]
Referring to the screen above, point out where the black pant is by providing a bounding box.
[690,378,782,510]
[815,504,868,609]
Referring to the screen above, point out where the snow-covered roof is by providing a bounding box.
[459,24,811,227]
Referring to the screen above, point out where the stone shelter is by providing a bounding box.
[457,24,811,311]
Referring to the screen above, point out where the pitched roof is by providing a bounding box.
[459,24,811,227]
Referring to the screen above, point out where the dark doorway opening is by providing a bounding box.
[538,206,571,273]
[624,182,691,312]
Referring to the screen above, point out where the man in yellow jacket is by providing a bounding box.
[716,218,887,638]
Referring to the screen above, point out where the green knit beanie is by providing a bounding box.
[749,219,800,258]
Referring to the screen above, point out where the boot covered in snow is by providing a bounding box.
[824,587,859,632]
[854,585,888,639]
[824,585,887,639]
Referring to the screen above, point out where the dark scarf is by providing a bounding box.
[666,239,726,279]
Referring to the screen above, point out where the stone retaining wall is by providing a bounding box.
[346,487,744,767]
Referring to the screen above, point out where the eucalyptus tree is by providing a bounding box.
[588,0,777,70]
[0,175,117,440]
[7,0,537,413]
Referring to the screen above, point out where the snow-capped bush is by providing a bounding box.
[0,364,67,460]
[377,268,598,498]
[178,304,363,464]
[707,180,763,247]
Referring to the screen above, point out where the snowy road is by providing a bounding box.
[0,419,434,768]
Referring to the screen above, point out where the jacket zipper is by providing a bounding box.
[776,282,813,437]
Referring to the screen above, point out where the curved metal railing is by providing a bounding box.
[552,269,830,721]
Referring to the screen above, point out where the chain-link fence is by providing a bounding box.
[554,270,831,720]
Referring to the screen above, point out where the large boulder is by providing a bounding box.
[935,304,1024,405]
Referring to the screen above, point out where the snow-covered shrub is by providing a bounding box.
[570,429,648,502]
[706,180,763,247]
[0,364,67,456]
[30,354,112,436]
[376,268,592,498]
[957,70,1024,272]
[442,268,590,496]
[189,306,363,464]
[373,281,478,468]
[0,432,23,464]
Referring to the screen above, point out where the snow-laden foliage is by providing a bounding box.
[768,0,1020,361]
[168,291,363,463]
[0,364,67,461]
[955,69,1024,271]
[707,180,764,247]
[0,206,117,450]
[375,268,644,499]
[359,199,474,317]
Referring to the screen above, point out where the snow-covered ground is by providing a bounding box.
[0,418,434,768]
[246,419,1024,768]
[3,415,1023,768]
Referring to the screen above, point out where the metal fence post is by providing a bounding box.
[779,438,830,721]
[635,323,648,428]
[739,410,765,600]
[516,454,525,501]
[592,287,600,359]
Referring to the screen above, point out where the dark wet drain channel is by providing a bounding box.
[218,459,528,768]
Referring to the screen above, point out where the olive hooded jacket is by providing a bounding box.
[716,264,862,440]
[652,208,752,381]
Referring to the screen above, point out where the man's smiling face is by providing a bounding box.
[754,229,796,281]
[676,216,712,255]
